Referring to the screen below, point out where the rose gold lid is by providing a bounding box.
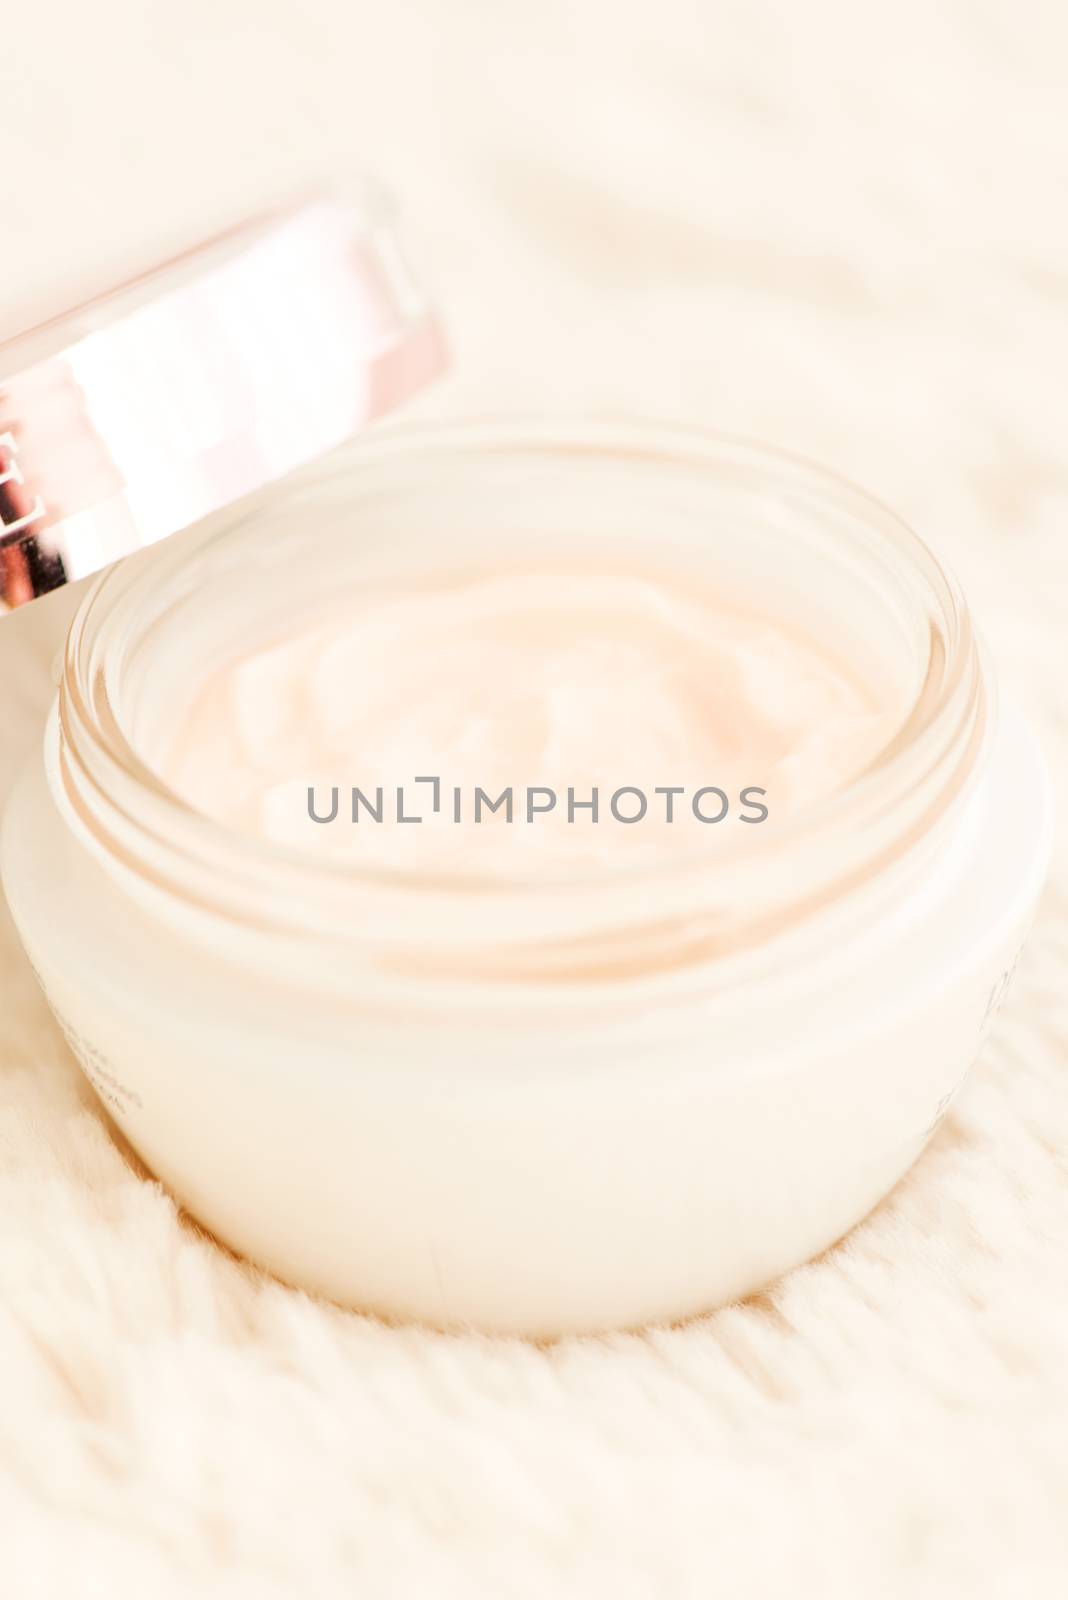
[0,184,446,611]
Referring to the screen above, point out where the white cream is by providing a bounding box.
[4,425,1050,1336]
[161,564,902,877]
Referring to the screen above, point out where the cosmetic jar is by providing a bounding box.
[1,421,1052,1335]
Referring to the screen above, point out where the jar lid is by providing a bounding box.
[0,184,446,612]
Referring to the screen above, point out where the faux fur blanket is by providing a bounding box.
[2,1,1067,1593]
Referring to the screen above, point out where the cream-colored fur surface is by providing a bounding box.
[2,1,1068,1594]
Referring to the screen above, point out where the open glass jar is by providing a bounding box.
[1,422,1052,1335]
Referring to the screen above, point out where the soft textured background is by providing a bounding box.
[2,1,1068,1593]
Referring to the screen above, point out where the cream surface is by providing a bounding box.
[161,566,903,878]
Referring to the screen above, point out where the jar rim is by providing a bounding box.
[53,418,990,981]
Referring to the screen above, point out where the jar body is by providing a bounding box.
[2,691,1050,1335]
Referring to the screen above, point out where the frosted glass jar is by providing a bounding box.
[1,423,1052,1336]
